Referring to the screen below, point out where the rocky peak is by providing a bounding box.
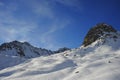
[0,41,30,56]
[0,41,54,58]
[0,40,29,49]
[83,23,117,47]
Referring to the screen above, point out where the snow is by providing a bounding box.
[0,54,26,70]
[0,32,120,80]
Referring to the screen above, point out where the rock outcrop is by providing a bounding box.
[83,23,117,47]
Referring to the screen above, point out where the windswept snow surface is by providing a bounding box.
[0,34,120,80]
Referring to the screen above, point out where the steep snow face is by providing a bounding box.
[0,31,120,80]
[0,41,53,58]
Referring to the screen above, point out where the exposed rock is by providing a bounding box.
[54,47,70,53]
[83,23,117,47]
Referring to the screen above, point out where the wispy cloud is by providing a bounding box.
[39,19,70,50]
[0,1,38,42]
[55,0,82,10]
[0,21,38,42]
[24,0,55,19]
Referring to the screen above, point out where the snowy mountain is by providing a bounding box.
[0,23,120,80]
[0,40,70,70]
[0,41,55,70]
[0,41,70,58]
[0,41,54,58]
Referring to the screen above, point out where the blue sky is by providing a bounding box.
[0,0,120,50]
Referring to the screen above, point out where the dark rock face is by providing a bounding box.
[83,23,117,47]
[0,41,26,56]
[54,47,70,53]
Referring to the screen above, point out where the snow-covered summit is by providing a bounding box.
[0,40,53,58]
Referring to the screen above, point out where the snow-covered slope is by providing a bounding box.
[0,43,120,80]
[0,23,120,80]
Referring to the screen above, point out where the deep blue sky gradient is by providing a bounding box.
[0,0,120,50]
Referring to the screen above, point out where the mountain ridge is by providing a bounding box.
[0,40,71,58]
[0,23,119,58]
[0,40,54,58]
